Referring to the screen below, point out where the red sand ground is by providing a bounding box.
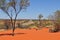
[0,28,60,40]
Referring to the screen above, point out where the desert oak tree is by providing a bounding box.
[38,14,43,26]
[0,0,30,36]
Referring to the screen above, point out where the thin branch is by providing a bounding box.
[2,9,11,19]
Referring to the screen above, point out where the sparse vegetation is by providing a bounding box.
[48,10,60,32]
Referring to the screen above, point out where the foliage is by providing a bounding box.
[38,14,43,20]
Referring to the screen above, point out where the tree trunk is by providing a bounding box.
[12,16,17,36]
[12,9,21,36]
[39,19,41,26]
[10,18,15,36]
[12,25,15,36]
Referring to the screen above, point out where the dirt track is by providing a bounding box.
[0,28,60,40]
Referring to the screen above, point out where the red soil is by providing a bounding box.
[0,28,60,40]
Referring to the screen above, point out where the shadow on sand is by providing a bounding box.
[0,33,26,36]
